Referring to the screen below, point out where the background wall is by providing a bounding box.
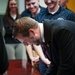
[17,0,25,14]
[0,0,7,15]
[67,0,75,13]
[39,0,75,13]
[0,0,25,15]
[39,0,46,7]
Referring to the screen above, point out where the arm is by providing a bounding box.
[33,44,51,67]
[26,44,51,66]
[26,45,39,62]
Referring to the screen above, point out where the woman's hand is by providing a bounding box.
[31,56,39,63]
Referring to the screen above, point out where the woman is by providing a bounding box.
[3,0,27,60]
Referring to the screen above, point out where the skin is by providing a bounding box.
[9,0,17,15]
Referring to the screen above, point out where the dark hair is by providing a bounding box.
[5,0,20,27]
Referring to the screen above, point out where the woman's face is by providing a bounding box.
[9,0,17,12]
[26,0,39,14]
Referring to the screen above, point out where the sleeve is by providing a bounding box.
[55,28,74,75]
[0,32,9,74]
[0,17,9,74]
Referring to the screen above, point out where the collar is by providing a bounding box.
[46,5,61,15]
[11,15,17,20]
[38,23,45,42]
[48,5,60,14]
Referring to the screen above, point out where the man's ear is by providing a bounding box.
[29,29,35,36]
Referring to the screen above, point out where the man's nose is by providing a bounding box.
[30,4,34,8]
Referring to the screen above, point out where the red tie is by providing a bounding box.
[42,42,50,60]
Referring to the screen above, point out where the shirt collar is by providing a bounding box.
[48,5,60,14]
[38,23,45,42]
[46,5,61,15]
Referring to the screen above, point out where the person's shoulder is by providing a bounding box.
[40,6,46,14]
[37,7,47,17]
[34,7,47,22]
[52,20,75,29]
[21,9,31,17]
[61,7,75,15]
[60,7,75,21]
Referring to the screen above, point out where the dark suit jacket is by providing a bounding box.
[0,17,9,74]
[43,19,75,75]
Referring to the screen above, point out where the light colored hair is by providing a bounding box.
[13,17,38,37]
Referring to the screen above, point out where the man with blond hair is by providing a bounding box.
[13,17,75,75]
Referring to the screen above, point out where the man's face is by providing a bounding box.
[26,0,39,14]
[16,31,42,45]
[44,0,58,10]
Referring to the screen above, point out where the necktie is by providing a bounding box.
[42,42,50,60]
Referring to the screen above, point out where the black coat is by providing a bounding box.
[3,15,20,44]
[0,17,9,74]
[43,19,75,75]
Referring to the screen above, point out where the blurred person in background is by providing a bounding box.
[2,0,27,60]
[35,0,75,23]
[21,0,45,18]
[58,0,75,13]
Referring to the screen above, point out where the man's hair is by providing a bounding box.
[13,17,38,37]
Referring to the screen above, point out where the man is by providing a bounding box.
[35,0,75,74]
[21,0,45,18]
[13,17,75,75]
